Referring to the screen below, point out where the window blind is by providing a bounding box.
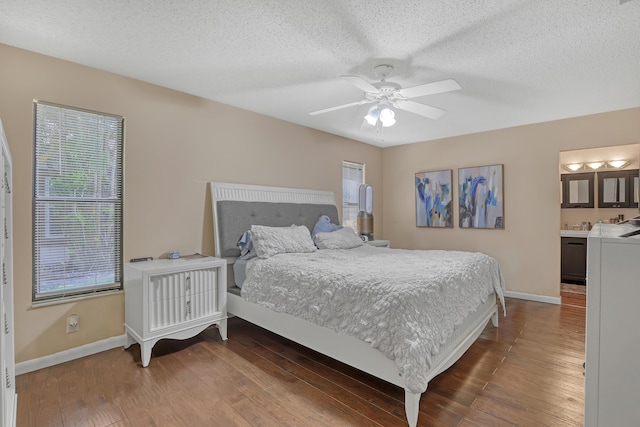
[342,161,364,228]
[33,101,124,301]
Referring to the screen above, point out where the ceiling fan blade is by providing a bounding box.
[400,78,461,99]
[308,99,373,116]
[395,100,446,120]
[341,75,381,94]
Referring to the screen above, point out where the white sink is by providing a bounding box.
[561,230,589,238]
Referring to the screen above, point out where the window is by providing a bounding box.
[33,101,124,302]
[342,161,364,229]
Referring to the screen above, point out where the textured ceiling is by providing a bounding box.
[1,0,639,147]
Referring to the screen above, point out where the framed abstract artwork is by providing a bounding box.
[415,169,453,228]
[458,164,504,229]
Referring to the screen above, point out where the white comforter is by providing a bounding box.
[241,245,506,393]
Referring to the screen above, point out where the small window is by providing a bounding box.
[342,161,364,229]
[33,101,124,302]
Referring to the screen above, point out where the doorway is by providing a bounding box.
[559,143,640,307]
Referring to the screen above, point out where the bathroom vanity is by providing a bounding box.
[560,230,588,284]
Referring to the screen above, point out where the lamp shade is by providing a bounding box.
[364,106,379,126]
[358,184,373,214]
[357,184,373,240]
[379,106,396,127]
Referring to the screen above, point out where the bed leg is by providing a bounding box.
[217,318,228,341]
[404,390,421,427]
[491,308,499,327]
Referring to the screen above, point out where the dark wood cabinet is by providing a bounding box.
[597,169,639,208]
[561,172,594,208]
[561,237,587,285]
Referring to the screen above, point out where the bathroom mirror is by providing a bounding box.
[561,172,594,208]
[597,170,638,208]
[602,176,626,204]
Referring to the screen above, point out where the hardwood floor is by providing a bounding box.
[560,283,587,308]
[16,298,586,426]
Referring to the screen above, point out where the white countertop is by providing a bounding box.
[560,230,589,238]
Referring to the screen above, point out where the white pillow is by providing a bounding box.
[250,224,317,258]
[314,227,364,250]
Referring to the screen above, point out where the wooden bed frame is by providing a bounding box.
[210,182,499,427]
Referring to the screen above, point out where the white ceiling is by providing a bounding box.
[1,1,639,147]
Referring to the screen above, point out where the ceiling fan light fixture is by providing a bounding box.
[364,106,379,126]
[379,105,396,127]
[364,104,396,127]
[310,67,461,133]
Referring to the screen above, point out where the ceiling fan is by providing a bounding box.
[309,64,461,127]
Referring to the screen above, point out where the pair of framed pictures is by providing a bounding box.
[415,164,504,229]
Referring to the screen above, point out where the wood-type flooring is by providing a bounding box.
[560,283,587,308]
[15,297,586,426]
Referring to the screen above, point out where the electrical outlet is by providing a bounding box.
[66,315,79,333]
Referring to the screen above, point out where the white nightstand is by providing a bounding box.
[124,256,227,367]
[366,240,390,248]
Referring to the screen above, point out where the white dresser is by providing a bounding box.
[0,119,15,427]
[585,223,640,426]
[124,257,227,367]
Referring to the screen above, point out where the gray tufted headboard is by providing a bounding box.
[210,182,339,259]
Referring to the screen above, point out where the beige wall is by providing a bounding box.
[0,44,383,362]
[382,108,640,298]
[3,41,640,364]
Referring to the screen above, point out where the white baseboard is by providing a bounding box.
[15,292,560,374]
[16,334,128,375]
[504,290,561,305]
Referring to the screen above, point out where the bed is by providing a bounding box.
[210,181,505,427]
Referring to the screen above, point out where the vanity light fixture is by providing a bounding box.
[586,161,605,170]
[607,160,629,169]
[563,159,630,172]
[564,163,584,172]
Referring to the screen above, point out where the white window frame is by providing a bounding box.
[33,101,124,303]
[342,161,365,229]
